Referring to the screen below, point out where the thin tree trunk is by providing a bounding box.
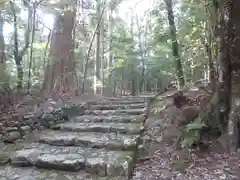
[108,8,113,91]
[81,5,106,94]
[164,0,185,88]
[95,0,101,94]
[27,5,37,92]
[11,1,31,91]
[136,15,145,93]
[130,11,136,96]
[101,13,105,95]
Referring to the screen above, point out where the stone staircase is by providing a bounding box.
[0,95,153,180]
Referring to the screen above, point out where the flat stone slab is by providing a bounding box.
[51,122,143,134]
[11,148,41,166]
[0,166,126,180]
[90,103,146,110]
[35,154,85,171]
[6,143,135,176]
[89,99,147,105]
[38,131,140,150]
[84,109,146,116]
[72,115,145,124]
[107,96,153,101]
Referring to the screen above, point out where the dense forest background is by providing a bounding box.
[0,0,216,97]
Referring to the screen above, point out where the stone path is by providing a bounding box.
[0,95,153,180]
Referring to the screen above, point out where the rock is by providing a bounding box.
[35,154,85,171]
[40,113,56,127]
[0,134,3,141]
[84,109,146,116]
[23,114,35,120]
[41,113,55,121]
[90,103,146,110]
[11,149,41,166]
[62,105,84,117]
[21,126,31,133]
[39,134,76,146]
[52,108,69,122]
[106,151,134,177]
[0,152,10,164]
[85,157,106,176]
[90,99,146,105]
[51,122,143,135]
[73,115,142,124]
[39,131,140,150]
[4,131,21,143]
[5,127,18,133]
[24,119,36,129]
[85,151,134,177]
[178,106,200,126]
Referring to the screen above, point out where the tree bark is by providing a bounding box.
[0,14,7,84]
[81,6,106,94]
[11,1,31,91]
[214,0,233,134]
[164,0,185,88]
[108,8,113,93]
[95,0,101,94]
[42,10,75,95]
[27,4,37,92]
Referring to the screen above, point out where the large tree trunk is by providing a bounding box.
[42,10,75,95]
[164,0,185,88]
[218,12,232,133]
[231,1,240,95]
[229,0,240,148]
[0,15,7,83]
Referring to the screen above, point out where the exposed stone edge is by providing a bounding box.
[128,95,157,179]
[0,103,87,144]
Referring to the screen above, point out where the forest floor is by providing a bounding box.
[132,87,240,180]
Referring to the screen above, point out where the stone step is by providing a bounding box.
[84,109,146,116]
[51,122,143,135]
[106,94,156,100]
[89,99,147,105]
[90,103,147,110]
[37,130,140,150]
[0,166,126,180]
[51,122,144,134]
[72,114,145,124]
[3,143,135,177]
[106,97,150,101]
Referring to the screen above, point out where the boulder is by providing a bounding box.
[0,152,10,164]
[3,131,22,143]
[39,113,56,127]
[178,106,200,126]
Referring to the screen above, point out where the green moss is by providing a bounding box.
[0,152,10,165]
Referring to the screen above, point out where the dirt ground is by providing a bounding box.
[132,87,240,180]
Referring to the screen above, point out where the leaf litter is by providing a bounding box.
[132,87,240,180]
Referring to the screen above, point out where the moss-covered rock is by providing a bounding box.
[0,152,10,165]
